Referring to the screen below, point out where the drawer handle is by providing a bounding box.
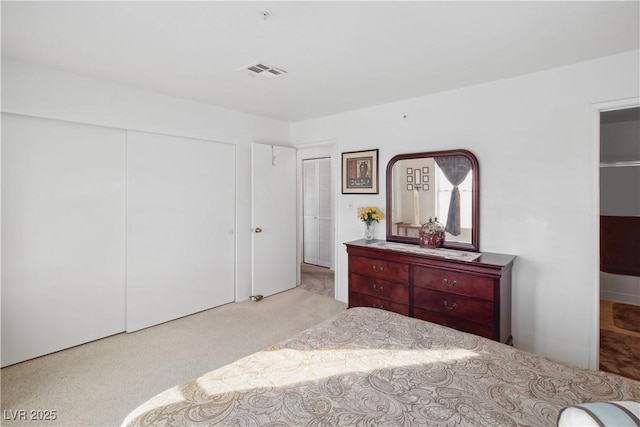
[372,284,384,292]
[443,278,458,287]
[443,301,458,310]
[372,303,384,310]
[372,265,384,273]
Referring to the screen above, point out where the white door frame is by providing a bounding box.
[589,97,639,370]
[296,141,337,286]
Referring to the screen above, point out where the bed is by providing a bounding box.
[123,307,640,426]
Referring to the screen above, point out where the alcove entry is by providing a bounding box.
[303,158,332,268]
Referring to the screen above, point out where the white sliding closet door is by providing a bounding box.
[126,131,235,332]
[303,158,331,267]
[1,114,126,367]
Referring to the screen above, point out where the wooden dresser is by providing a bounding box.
[345,239,516,344]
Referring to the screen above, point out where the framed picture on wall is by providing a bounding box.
[341,149,379,194]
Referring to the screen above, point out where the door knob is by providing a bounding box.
[254,227,263,233]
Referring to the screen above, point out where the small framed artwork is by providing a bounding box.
[407,184,413,191]
[342,149,379,194]
[423,184,429,191]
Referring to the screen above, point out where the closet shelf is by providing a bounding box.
[600,160,640,168]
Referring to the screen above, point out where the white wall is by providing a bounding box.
[1,58,291,301]
[291,50,640,369]
[601,118,640,163]
[600,272,640,305]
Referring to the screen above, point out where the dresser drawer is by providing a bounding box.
[350,274,409,304]
[413,308,495,340]
[349,256,409,283]
[413,266,494,301]
[349,292,409,316]
[413,288,494,325]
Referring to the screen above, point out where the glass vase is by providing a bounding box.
[420,217,445,248]
[365,222,375,241]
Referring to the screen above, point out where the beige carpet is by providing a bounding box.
[298,263,335,298]
[0,288,346,427]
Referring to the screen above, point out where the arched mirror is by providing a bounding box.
[386,149,479,251]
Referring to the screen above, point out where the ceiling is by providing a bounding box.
[2,1,639,123]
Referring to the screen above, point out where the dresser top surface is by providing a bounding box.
[345,239,516,268]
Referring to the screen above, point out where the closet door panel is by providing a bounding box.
[303,160,319,264]
[303,158,331,268]
[1,114,126,367]
[317,158,332,267]
[126,131,235,332]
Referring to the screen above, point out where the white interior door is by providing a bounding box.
[126,131,235,332]
[252,143,297,298]
[303,158,332,267]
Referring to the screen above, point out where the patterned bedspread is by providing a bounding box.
[123,307,640,426]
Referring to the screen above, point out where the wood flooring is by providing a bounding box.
[599,299,640,381]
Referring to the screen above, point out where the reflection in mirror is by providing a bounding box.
[386,150,479,251]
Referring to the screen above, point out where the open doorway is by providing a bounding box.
[297,145,336,299]
[598,106,640,381]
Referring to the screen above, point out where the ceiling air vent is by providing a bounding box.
[240,62,287,78]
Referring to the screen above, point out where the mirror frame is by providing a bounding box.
[385,149,480,252]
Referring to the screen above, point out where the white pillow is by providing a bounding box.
[557,401,640,426]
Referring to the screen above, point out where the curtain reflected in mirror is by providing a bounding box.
[435,155,472,236]
[386,150,479,251]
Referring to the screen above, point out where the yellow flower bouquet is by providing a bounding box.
[357,206,384,225]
